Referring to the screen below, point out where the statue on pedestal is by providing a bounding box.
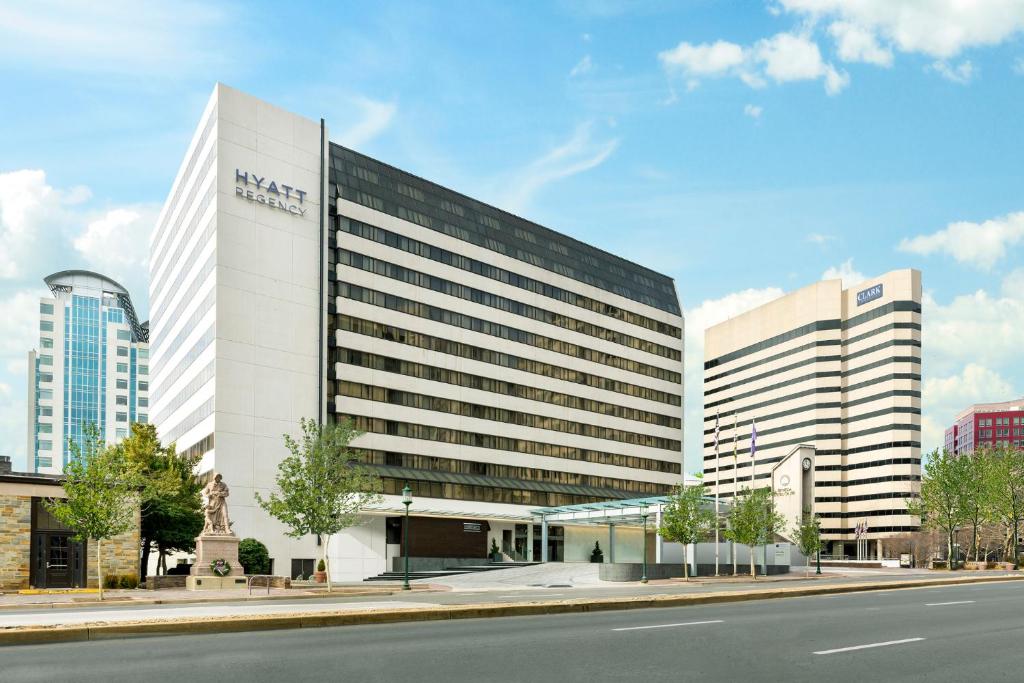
[201,473,233,536]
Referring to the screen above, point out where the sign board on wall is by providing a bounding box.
[856,283,883,306]
[234,169,308,216]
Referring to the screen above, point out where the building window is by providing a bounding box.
[117,329,131,340]
[980,429,993,438]
[38,406,52,417]
[40,302,53,314]
[116,395,128,405]
[116,363,128,373]
[139,365,148,375]
[980,419,992,427]
[290,559,315,580]
[117,346,129,357]
[40,337,53,349]
[138,397,148,407]
[38,373,52,383]
[37,423,52,433]
[138,348,148,359]
[36,456,53,468]
[139,381,148,391]
[116,428,128,438]
[116,379,128,389]
[38,440,52,451]
[138,414,148,424]
[38,389,53,400]
[38,354,53,366]
[116,412,128,422]
[40,320,53,332]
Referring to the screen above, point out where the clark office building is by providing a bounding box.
[150,84,684,580]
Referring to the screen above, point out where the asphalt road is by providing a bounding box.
[3,580,1022,682]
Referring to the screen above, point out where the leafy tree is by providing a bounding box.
[793,507,823,577]
[658,483,715,580]
[256,418,382,592]
[724,487,784,579]
[119,424,203,576]
[908,448,970,569]
[238,538,271,575]
[45,425,143,600]
[985,444,1024,566]
[959,448,992,562]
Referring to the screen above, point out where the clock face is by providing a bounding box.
[802,457,812,471]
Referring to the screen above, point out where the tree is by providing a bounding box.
[959,448,992,562]
[45,425,142,600]
[908,448,969,569]
[238,538,271,575]
[658,483,715,580]
[985,444,1024,566]
[724,487,784,579]
[256,418,382,592]
[793,507,823,577]
[119,424,203,576]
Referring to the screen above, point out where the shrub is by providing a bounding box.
[590,541,604,563]
[118,574,139,589]
[238,538,271,575]
[317,558,326,572]
[103,574,119,589]
[490,539,500,558]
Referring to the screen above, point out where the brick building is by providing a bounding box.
[0,455,140,590]
[944,398,1024,455]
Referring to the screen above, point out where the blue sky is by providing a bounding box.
[1,1,1022,472]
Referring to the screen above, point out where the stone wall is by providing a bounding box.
[0,494,32,590]
[86,505,141,586]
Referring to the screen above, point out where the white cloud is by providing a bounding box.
[1015,57,1024,75]
[828,20,893,66]
[807,232,835,245]
[499,122,619,212]
[683,286,784,470]
[780,0,1024,59]
[659,32,848,95]
[821,258,866,288]
[930,60,975,84]
[0,1,229,76]
[743,104,763,119]
[658,39,746,76]
[73,207,155,280]
[570,54,593,78]
[898,211,1024,270]
[921,364,1017,452]
[0,169,71,279]
[334,96,397,149]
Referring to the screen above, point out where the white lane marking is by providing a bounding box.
[814,638,925,655]
[926,600,975,606]
[614,619,723,632]
[496,594,565,599]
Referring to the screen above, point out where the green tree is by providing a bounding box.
[658,483,715,580]
[45,425,142,600]
[793,507,823,577]
[256,418,382,591]
[985,444,1024,566]
[238,538,271,575]
[959,448,992,562]
[119,424,203,576]
[724,487,784,579]
[908,449,970,569]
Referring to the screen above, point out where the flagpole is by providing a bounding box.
[714,411,720,577]
[732,413,738,576]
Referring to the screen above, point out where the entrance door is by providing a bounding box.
[43,534,73,588]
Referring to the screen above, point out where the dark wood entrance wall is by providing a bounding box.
[400,517,488,558]
[30,497,86,588]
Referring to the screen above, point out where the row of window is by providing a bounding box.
[330,146,681,314]
[815,491,920,503]
[338,217,682,338]
[151,360,215,427]
[341,414,682,473]
[703,389,919,431]
[361,450,671,495]
[701,407,920,450]
[815,474,921,487]
[337,283,682,384]
[150,157,216,294]
[704,302,922,370]
[336,380,682,452]
[334,347,680,428]
[378,476,629,508]
[337,316,679,408]
[339,250,681,361]
[163,396,214,446]
[179,432,215,461]
[151,248,216,357]
[704,368,921,412]
[704,441,921,471]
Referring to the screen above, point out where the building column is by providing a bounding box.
[655,506,664,564]
[608,523,615,563]
[877,539,883,561]
[540,517,548,562]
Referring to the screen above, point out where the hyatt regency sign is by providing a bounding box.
[235,169,308,216]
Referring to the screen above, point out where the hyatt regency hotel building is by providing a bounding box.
[150,84,684,579]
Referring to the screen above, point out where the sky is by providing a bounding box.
[1,0,1022,473]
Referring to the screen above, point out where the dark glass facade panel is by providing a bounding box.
[329,144,680,315]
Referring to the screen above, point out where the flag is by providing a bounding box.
[714,411,720,454]
[750,419,757,459]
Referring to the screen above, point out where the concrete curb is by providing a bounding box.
[2,574,1021,647]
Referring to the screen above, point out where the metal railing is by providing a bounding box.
[247,575,275,595]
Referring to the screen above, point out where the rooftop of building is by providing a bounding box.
[329,143,681,316]
[42,269,149,343]
[955,397,1024,421]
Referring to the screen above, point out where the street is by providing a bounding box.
[3,580,1021,682]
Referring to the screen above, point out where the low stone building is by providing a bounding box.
[0,456,140,590]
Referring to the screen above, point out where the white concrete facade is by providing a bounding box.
[152,84,685,580]
[703,270,922,559]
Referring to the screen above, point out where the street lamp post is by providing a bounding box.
[816,546,822,575]
[640,504,649,584]
[402,485,412,590]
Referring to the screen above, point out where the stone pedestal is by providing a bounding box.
[187,533,244,590]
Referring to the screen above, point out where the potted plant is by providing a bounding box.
[490,538,501,562]
[313,559,327,583]
[590,541,604,563]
